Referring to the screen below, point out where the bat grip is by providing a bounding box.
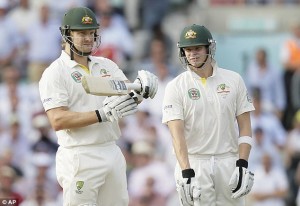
[126,83,142,92]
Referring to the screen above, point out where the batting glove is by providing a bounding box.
[134,70,158,99]
[229,159,254,199]
[177,169,201,206]
[98,96,119,122]
[113,93,138,118]
[99,94,138,122]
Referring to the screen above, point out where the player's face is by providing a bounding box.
[183,46,208,67]
[71,30,95,52]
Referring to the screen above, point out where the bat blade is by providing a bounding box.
[81,76,141,96]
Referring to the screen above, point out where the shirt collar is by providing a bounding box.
[188,59,219,79]
[60,51,98,69]
[60,51,78,68]
[211,59,218,77]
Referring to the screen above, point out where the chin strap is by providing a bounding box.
[70,49,74,60]
[188,55,210,70]
[70,44,91,59]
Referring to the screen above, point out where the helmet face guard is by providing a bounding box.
[177,24,216,68]
[60,7,100,56]
[61,31,101,56]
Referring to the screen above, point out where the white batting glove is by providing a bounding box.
[134,70,158,99]
[114,93,138,118]
[229,159,254,199]
[177,169,201,206]
[99,94,138,122]
[98,96,120,122]
[98,104,118,122]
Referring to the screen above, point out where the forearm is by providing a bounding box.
[167,120,190,170]
[238,143,251,161]
[47,107,99,131]
[173,135,190,170]
[237,112,253,161]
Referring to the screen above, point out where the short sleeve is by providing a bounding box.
[236,75,255,116]
[39,64,69,111]
[162,81,183,124]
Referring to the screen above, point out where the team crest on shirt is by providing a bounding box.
[71,71,83,83]
[76,181,84,194]
[100,69,111,77]
[217,83,230,98]
[216,84,230,93]
[188,88,200,100]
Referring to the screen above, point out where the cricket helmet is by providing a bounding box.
[178,24,213,48]
[59,7,100,57]
[61,7,99,31]
[177,24,216,67]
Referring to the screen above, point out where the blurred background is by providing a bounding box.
[0,0,300,205]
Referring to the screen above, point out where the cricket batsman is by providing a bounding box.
[162,24,255,205]
[39,7,158,206]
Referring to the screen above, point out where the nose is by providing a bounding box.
[84,34,94,41]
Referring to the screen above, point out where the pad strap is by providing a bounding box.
[238,136,253,147]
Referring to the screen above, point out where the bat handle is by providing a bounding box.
[194,200,201,206]
[126,83,142,92]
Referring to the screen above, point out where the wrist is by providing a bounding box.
[95,110,102,122]
[236,159,248,168]
[97,108,108,122]
[182,168,195,178]
[238,136,253,147]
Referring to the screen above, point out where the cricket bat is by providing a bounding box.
[81,76,141,96]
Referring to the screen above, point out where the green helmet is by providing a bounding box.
[60,7,100,57]
[178,24,213,48]
[61,7,99,31]
[177,24,216,68]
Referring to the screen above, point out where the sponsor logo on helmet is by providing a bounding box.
[188,88,200,100]
[71,71,83,83]
[82,15,93,24]
[76,181,84,194]
[185,30,197,39]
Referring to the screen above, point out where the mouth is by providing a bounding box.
[190,57,199,61]
[82,44,93,49]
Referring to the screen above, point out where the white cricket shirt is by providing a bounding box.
[162,62,254,155]
[39,51,127,148]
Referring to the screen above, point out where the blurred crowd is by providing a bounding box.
[0,0,300,206]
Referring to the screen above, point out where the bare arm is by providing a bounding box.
[167,119,190,170]
[236,112,252,161]
[46,107,99,131]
